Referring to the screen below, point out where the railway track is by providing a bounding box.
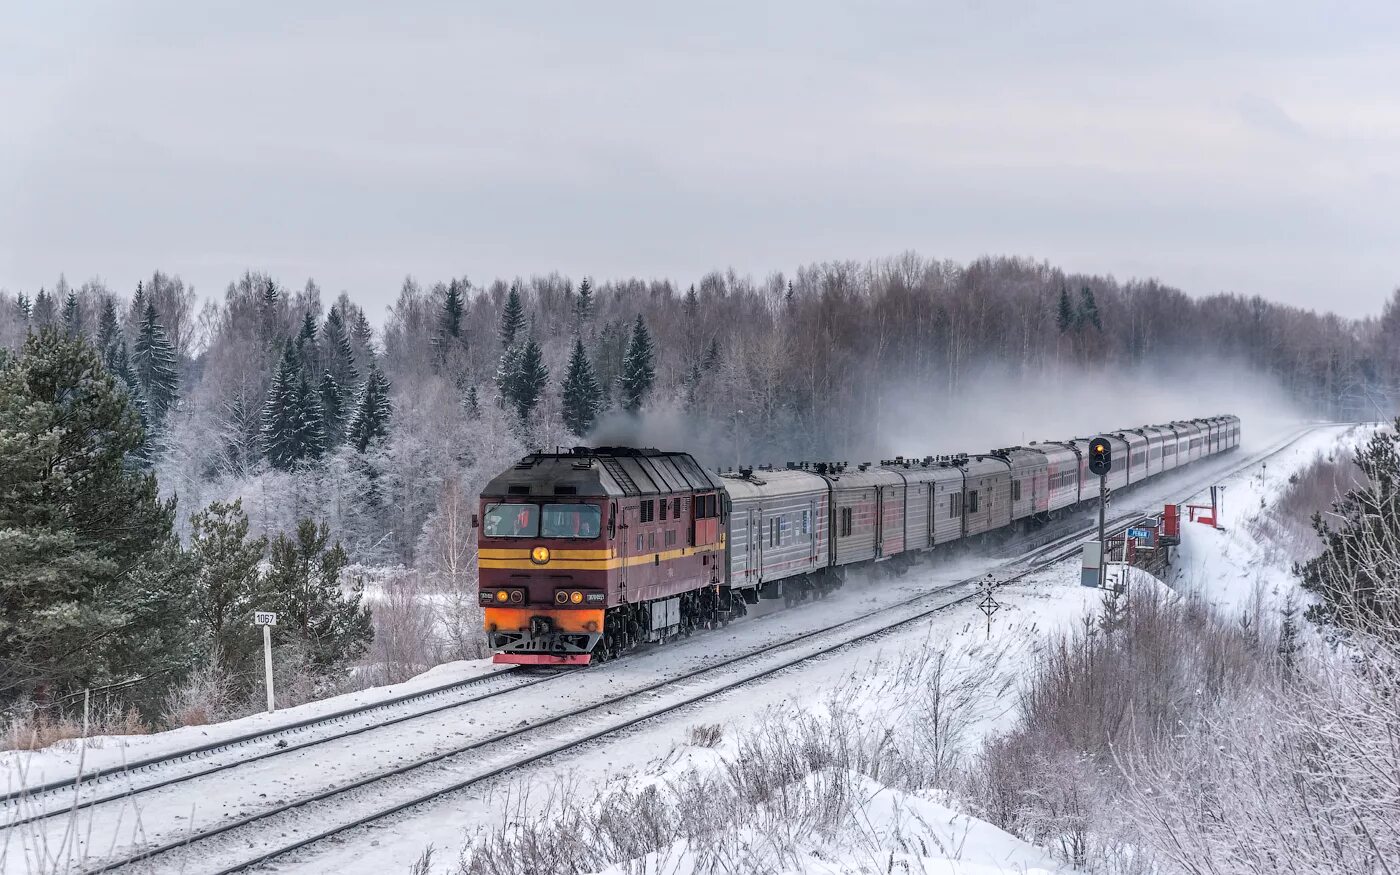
[11,424,1334,873]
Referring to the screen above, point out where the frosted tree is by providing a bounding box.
[499,283,525,348]
[261,347,302,470]
[620,314,656,413]
[322,304,359,388]
[561,336,603,437]
[61,289,80,337]
[442,278,466,343]
[31,289,55,327]
[132,299,179,425]
[510,337,549,423]
[97,297,121,367]
[348,363,393,452]
[15,292,31,322]
[294,373,326,462]
[574,277,594,326]
[1056,286,1074,332]
[319,371,347,449]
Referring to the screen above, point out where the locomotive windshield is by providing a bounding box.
[483,503,540,537]
[541,504,602,539]
[483,503,601,539]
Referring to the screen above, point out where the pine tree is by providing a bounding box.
[1299,421,1400,641]
[296,311,318,359]
[620,314,656,414]
[319,372,347,449]
[442,279,465,340]
[509,337,549,423]
[499,284,525,348]
[561,337,603,436]
[295,374,326,462]
[351,310,373,357]
[683,285,699,319]
[322,305,359,388]
[31,289,54,326]
[0,328,185,703]
[702,338,721,371]
[264,519,372,671]
[1056,286,1074,332]
[261,278,279,309]
[1078,287,1102,331]
[15,292,31,323]
[97,297,121,367]
[494,342,524,410]
[132,299,179,425]
[784,281,795,309]
[188,499,269,687]
[575,278,594,324]
[261,347,302,470]
[61,289,80,337]
[348,364,392,452]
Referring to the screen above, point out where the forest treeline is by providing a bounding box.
[2,254,1397,572]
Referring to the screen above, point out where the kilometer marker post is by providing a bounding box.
[255,611,278,712]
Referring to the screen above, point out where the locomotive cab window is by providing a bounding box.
[483,503,539,538]
[540,504,602,539]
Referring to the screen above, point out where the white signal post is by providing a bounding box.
[255,611,278,712]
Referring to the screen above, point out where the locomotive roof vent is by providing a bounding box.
[739,466,754,479]
[508,484,531,495]
[553,485,578,495]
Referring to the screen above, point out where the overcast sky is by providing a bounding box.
[2,1,1396,319]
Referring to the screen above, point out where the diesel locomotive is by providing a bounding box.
[478,415,1241,665]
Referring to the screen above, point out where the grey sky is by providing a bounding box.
[2,1,1397,320]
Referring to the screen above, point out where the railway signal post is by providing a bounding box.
[1089,437,1113,589]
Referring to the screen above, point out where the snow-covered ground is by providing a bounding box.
[1,421,1353,875]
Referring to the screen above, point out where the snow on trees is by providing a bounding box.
[561,336,603,437]
[620,314,656,413]
[349,363,393,453]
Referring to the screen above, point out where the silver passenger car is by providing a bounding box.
[722,469,828,591]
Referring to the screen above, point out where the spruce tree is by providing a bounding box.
[132,299,179,425]
[319,372,346,449]
[1056,286,1074,332]
[561,337,603,436]
[188,499,269,687]
[97,297,121,367]
[264,519,372,671]
[620,314,656,414]
[683,285,699,319]
[442,279,465,340]
[350,310,374,362]
[499,284,525,348]
[575,278,594,324]
[511,337,549,422]
[322,305,359,388]
[15,292,31,323]
[261,347,302,470]
[31,289,55,326]
[494,342,524,411]
[0,328,184,703]
[702,338,721,371]
[295,374,326,462]
[61,289,80,337]
[348,364,392,452]
[463,385,480,419]
[1078,287,1102,330]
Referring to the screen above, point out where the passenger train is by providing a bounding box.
[477,415,1241,664]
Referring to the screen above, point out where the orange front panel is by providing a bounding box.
[484,607,605,634]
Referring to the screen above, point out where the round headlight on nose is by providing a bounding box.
[570,591,583,605]
[555,591,569,605]
[531,546,550,565]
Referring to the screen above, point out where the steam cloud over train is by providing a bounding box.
[477,415,1240,664]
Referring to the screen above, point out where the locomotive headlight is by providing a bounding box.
[495,590,509,603]
[508,589,524,604]
[555,591,569,605]
[531,546,550,565]
[570,591,583,605]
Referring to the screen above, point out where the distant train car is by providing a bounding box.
[723,468,829,604]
